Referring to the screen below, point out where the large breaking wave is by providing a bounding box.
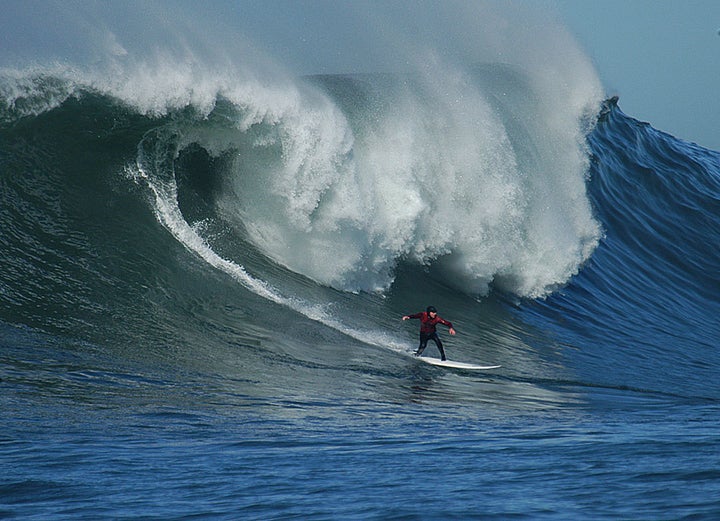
[0,1,603,301]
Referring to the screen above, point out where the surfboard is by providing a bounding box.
[418,357,501,370]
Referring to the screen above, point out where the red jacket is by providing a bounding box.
[407,312,453,334]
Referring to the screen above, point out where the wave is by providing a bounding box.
[0,0,604,303]
[521,100,720,399]
[4,2,719,403]
[2,70,602,301]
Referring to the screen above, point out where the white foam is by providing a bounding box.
[209,61,602,298]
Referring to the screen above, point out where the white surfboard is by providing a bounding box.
[418,357,501,370]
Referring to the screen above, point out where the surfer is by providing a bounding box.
[402,306,456,361]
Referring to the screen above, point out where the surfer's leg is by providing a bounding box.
[415,333,430,356]
[431,333,446,361]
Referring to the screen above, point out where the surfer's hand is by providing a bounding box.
[449,327,456,335]
[402,316,409,321]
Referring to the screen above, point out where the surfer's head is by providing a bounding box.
[426,306,437,316]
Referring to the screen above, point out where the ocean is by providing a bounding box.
[2,6,720,520]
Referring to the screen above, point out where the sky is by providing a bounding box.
[1,0,719,150]
[554,0,720,150]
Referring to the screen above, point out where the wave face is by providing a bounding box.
[0,62,605,357]
[1,2,719,403]
[2,67,719,397]
[524,101,720,398]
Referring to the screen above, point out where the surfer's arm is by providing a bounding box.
[402,313,423,321]
[438,318,456,335]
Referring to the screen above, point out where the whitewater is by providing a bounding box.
[2,2,720,520]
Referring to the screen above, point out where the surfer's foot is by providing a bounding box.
[441,357,447,361]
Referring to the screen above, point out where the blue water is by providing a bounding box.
[3,4,720,520]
